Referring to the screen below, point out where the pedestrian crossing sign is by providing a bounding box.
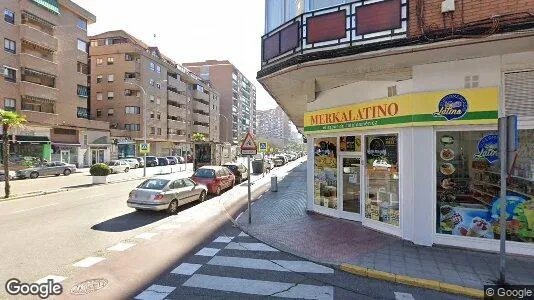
[259,142,267,152]
[139,143,150,154]
[240,131,257,155]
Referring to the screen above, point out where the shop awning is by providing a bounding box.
[0,135,50,144]
[32,0,60,15]
[52,142,81,146]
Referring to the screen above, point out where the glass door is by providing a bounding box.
[341,156,361,220]
[60,150,70,163]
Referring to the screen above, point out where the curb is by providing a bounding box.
[340,264,484,299]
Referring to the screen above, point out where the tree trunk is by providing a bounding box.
[3,124,10,198]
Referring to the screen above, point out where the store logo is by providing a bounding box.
[474,134,499,164]
[433,94,469,121]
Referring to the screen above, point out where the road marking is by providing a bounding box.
[225,242,279,252]
[195,247,220,257]
[72,257,105,268]
[11,202,59,214]
[272,260,334,274]
[107,242,135,252]
[155,224,181,230]
[135,284,175,300]
[135,232,158,240]
[80,194,106,199]
[207,256,334,274]
[238,231,249,237]
[394,292,415,300]
[213,236,233,243]
[35,275,66,284]
[171,263,203,275]
[183,274,333,299]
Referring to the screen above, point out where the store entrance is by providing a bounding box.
[340,155,362,220]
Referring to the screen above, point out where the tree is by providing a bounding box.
[0,110,27,198]
[191,132,206,142]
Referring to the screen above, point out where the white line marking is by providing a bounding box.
[225,242,279,252]
[107,242,135,252]
[156,224,181,230]
[272,260,334,274]
[135,284,175,300]
[72,257,105,268]
[183,274,333,299]
[213,236,233,243]
[394,292,415,300]
[208,256,334,274]
[135,232,158,240]
[35,275,66,284]
[195,247,220,257]
[171,263,203,275]
[11,203,59,214]
[80,194,106,199]
[238,231,249,237]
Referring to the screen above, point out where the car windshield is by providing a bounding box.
[106,161,117,165]
[224,165,237,171]
[194,168,216,178]
[137,179,170,190]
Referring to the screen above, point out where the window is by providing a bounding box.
[96,92,103,101]
[156,83,161,89]
[4,98,15,111]
[265,0,298,32]
[107,57,114,65]
[150,127,155,134]
[77,39,87,52]
[96,109,102,117]
[96,75,102,83]
[96,58,103,65]
[77,107,88,119]
[156,98,161,104]
[156,65,161,73]
[4,38,15,53]
[157,128,162,135]
[149,79,154,86]
[107,108,114,116]
[77,85,88,97]
[77,62,88,74]
[76,18,87,31]
[107,74,114,82]
[157,113,161,120]
[125,54,134,61]
[313,137,338,209]
[150,112,154,119]
[125,106,140,114]
[149,95,155,103]
[107,91,114,100]
[4,67,16,82]
[125,124,140,131]
[4,9,14,24]
[149,62,155,72]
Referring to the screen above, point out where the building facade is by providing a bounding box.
[260,0,534,256]
[184,60,256,145]
[256,106,291,146]
[1,0,111,168]
[89,31,220,159]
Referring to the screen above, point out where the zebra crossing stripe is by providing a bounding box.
[394,292,415,300]
[135,284,175,300]
[207,256,334,274]
[171,263,203,275]
[35,275,66,284]
[213,236,233,243]
[183,274,333,299]
[225,242,278,252]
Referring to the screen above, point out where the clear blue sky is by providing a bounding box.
[73,0,277,111]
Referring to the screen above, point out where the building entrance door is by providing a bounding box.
[340,155,362,220]
[60,150,70,164]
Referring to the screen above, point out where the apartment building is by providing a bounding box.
[1,0,111,168]
[88,30,220,159]
[256,106,291,145]
[184,60,256,145]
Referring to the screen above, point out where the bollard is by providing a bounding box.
[271,175,278,192]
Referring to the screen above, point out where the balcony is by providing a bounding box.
[192,124,209,135]
[167,133,187,142]
[168,105,187,118]
[193,112,210,124]
[260,0,407,74]
[20,81,58,101]
[19,24,58,52]
[168,91,187,104]
[192,89,209,101]
[168,76,187,92]
[167,120,186,131]
[193,100,210,113]
[19,53,57,76]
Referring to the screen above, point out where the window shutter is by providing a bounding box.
[504,70,534,120]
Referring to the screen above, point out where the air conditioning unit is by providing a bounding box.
[441,0,455,13]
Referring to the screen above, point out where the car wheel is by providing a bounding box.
[167,199,179,214]
[29,172,39,179]
[135,164,139,168]
[199,191,206,202]
[171,162,176,165]
[124,167,130,173]
[64,169,71,176]
[55,174,60,176]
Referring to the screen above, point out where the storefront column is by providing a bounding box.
[42,143,51,161]
[306,139,315,211]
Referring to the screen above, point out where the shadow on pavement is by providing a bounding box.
[64,183,94,189]
[91,210,168,232]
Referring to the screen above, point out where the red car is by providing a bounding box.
[191,166,235,196]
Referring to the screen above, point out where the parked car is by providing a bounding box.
[191,166,235,196]
[0,170,16,181]
[145,156,158,167]
[273,157,285,167]
[158,157,170,166]
[127,176,207,214]
[166,156,179,165]
[264,158,274,171]
[16,161,77,179]
[175,156,185,164]
[372,159,392,170]
[136,157,145,167]
[122,158,139,168]
[106,160,130,173]
[275,155,288,165]
[222,163,249,184]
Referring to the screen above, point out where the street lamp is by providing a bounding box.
[124,80,147,177]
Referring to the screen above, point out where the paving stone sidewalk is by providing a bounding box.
[237,161,534,291]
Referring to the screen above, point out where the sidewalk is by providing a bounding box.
[236,161,534,297]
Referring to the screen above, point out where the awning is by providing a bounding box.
[32,0,60,15]
[0,135,50,144]
[52,143,81,147]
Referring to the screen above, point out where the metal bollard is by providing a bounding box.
[271,175,278,192]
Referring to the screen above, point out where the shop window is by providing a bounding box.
[313,137,338,208]
[365,135,399,226]
[340,136,361,152]
[436,130,534,243]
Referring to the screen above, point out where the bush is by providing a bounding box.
[90,163,111,176]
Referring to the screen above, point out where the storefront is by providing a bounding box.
[51,143,79,165]
[305,87,534,254]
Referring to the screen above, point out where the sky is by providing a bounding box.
[73,0,278,111]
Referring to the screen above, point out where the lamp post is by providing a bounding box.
[124,80,147,177]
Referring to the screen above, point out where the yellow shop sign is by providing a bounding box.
[304,87,499,133]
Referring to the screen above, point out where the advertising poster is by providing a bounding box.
[314,137,337,209]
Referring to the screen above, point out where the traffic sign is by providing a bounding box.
[240,132,257,155]
[139,143,150,154]
[259,142,268,153]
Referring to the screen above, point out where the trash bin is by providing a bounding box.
[251,159,264,174]
[271,175,278,192]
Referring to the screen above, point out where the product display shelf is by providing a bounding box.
[473,168,534,183]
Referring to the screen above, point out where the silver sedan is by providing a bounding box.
[16,161,77,179]
[127,176,208,214]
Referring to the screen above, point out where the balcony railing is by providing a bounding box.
[261,0,407,69]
